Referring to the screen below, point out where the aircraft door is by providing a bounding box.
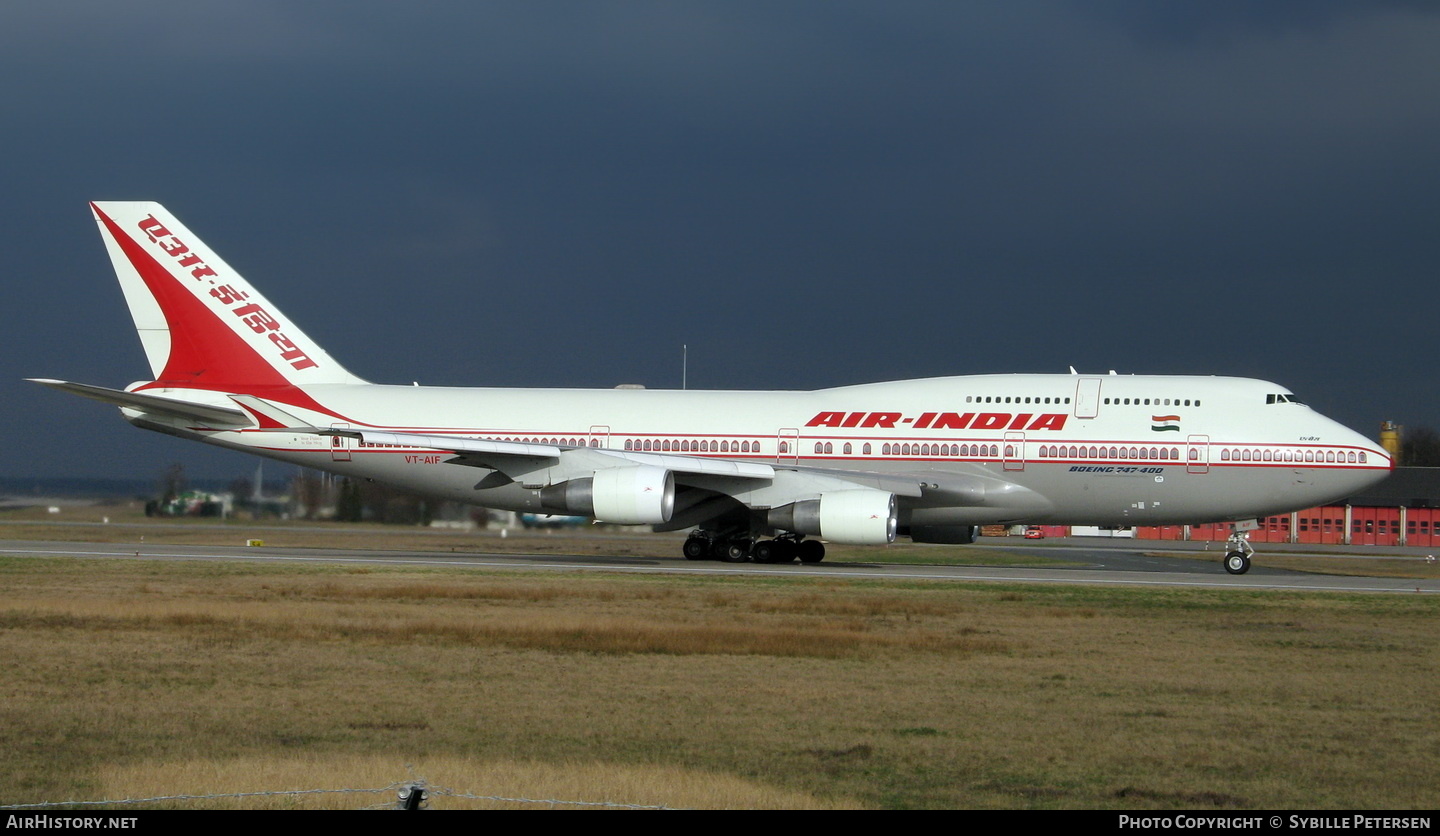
[588,425,610,449]
[776,428,800,464]
[1187,434,1209,474]
[330,423,352,462]
[1074,379,1102,418]
[1004,432,1025,471]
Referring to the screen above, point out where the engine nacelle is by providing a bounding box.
[592,465,674,524]
[768,489,897,545]
[542,466,675,525]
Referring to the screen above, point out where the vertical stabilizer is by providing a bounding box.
[91,201,366,392]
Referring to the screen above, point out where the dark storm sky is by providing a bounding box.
[5,1,1439,480]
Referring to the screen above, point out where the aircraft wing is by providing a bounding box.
[313,425,937,540]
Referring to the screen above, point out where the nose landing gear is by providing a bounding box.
[1223,530,1254,575]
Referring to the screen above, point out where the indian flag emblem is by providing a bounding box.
[1152,415,1181,432]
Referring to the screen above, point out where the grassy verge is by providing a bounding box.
[1,557,1435,809]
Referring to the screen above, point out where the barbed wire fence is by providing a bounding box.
[0,771,678,810]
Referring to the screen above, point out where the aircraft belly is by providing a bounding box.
[988,463,1336,525]
[868,460,1339,527]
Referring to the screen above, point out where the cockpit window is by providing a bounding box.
[1266,393,1305,405]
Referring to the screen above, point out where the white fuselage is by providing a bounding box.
[138,372,1390,528]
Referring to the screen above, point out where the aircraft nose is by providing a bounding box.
[1344,422,1391,467]
[1329,421,1393,496]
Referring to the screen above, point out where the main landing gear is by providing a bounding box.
[1223,531,1254,575]
[681,531,826,565]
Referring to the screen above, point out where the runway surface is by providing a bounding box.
[2,537,1436,594]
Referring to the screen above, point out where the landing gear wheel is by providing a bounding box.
[752,540,778,564]
[797,540,826,564]
[1224,551,1251,575]
[683,537,709,561]
[721,541,752,563]
[773,539,798,564]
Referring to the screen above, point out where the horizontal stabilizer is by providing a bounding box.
[28,379,253,426]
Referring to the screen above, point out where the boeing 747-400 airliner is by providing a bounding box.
[32,203,1392,574]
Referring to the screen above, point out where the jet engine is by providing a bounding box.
[767,489,897,545]
[539,465,675,525]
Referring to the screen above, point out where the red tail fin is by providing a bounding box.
[91,201,366,393]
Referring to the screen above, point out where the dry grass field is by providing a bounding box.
[1,541,1436,809]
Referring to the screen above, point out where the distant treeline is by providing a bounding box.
[0,476,290,499]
